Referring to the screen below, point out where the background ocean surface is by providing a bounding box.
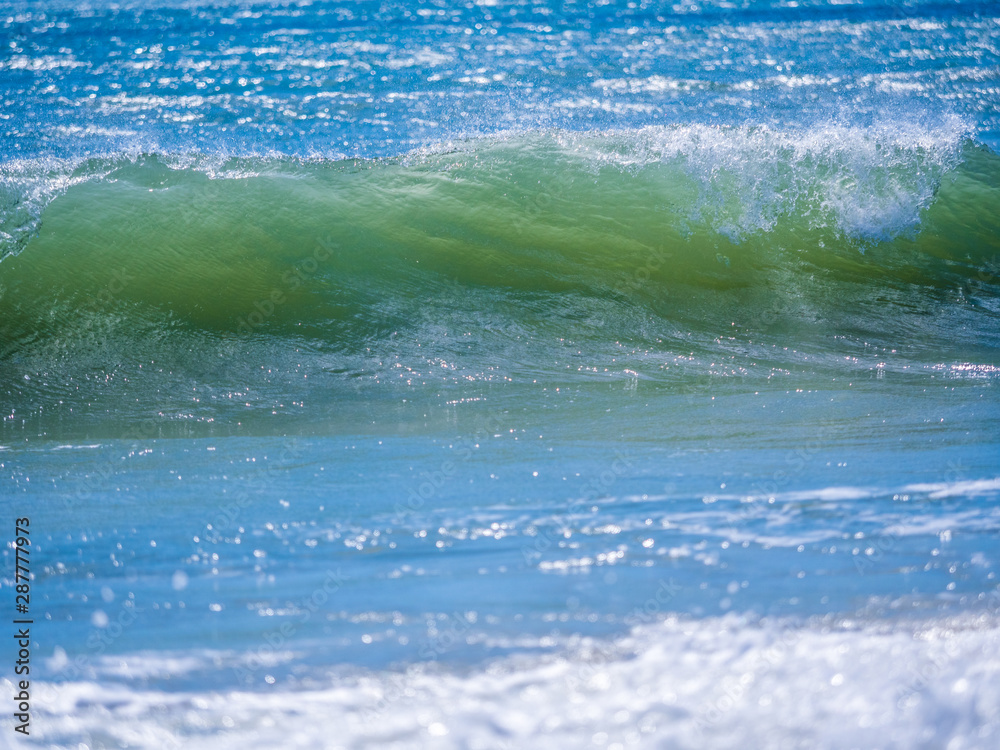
[1,0,999,748]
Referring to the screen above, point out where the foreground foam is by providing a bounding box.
[22,612,1000,750]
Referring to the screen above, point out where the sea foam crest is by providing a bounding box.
[0,158,84,261]
[557,116,970,241]
[0,118,974,263]
[0,149,278,262]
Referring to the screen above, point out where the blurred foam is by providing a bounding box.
[23,612,1000,749]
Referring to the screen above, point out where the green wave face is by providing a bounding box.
[1,127,999,438]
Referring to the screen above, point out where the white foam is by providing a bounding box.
[22,612,1000,749]
[903,479,1000,500]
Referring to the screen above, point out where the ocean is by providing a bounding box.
[1,0,999,748]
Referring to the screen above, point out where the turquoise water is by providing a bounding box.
[1,1,1000,748]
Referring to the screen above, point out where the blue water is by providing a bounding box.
[2,1,1000,748]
